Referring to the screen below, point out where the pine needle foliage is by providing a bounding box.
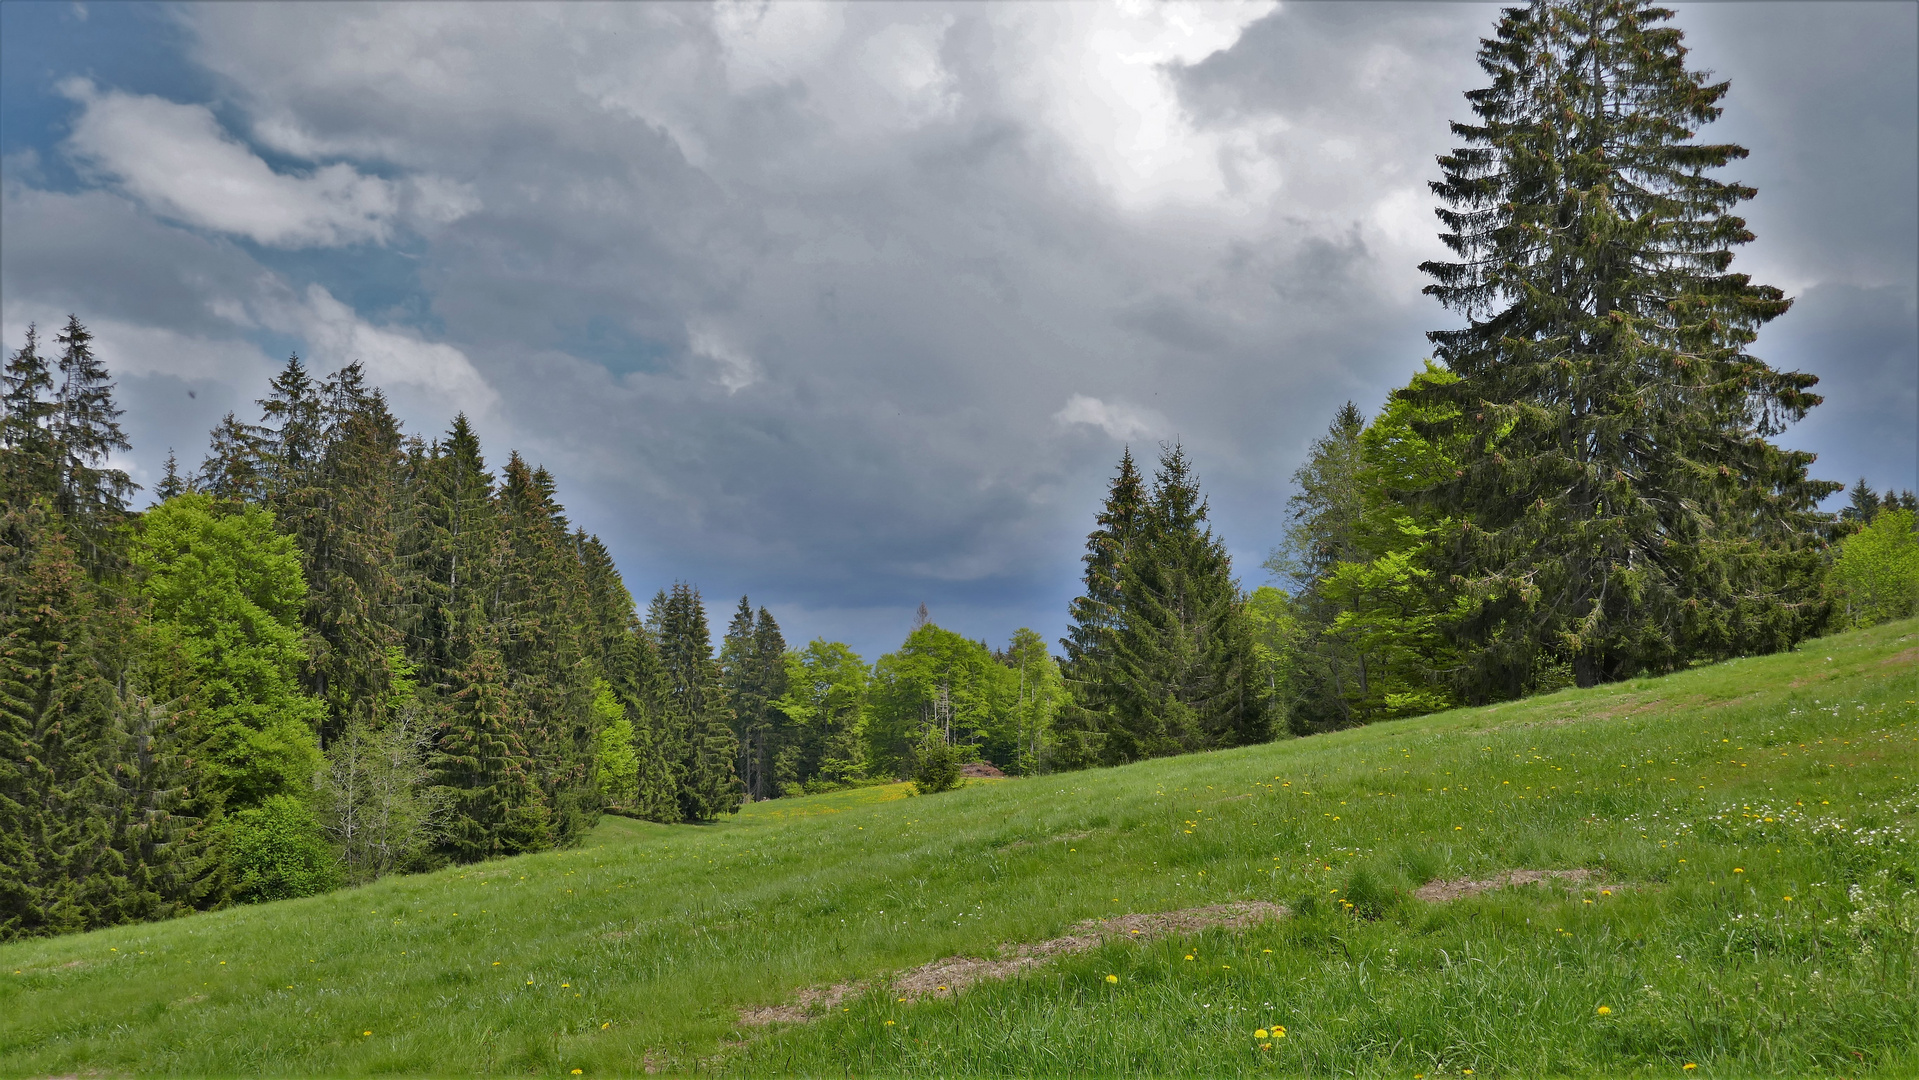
[1411,0,1839,696]
[1061,445,1269,766]
[650,584,743,821]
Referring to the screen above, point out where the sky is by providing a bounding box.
[3,1,1914,662]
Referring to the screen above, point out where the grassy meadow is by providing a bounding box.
[2,618,1914,1078]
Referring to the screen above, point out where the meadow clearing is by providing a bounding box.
[2,618,1913,1078]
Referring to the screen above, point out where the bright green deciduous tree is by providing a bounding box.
[592,680,640,808]
[773,639,870,793]
[1828,509,1919,629]
[224,795,339,903]
[131,494,325,809]
[1274,366,1465,731]
[866,624,1012,778]
[999,627,1066,776]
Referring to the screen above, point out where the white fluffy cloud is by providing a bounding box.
[987,0,1281,210]
[1053,394,1169,442]
[58,79,476,247]
[263,285,499,417]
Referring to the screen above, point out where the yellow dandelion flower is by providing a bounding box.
[1263,948,1273,953]
[1254,1029,1268,1039]
[1596,1006,1611,1015]
[562,983,571,988]
[1733,868,1743,874]
[362,1031,372,1036]
[884,1020,897,1026]
[1105,974,1119,983]
[1683,1066,1697,1072]
[571,1071,583,1075]
[1184,954,1195,961]
[601,1022,611,1029]
[1783,896,1792,902]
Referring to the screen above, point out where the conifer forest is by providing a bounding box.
[3,0,1915,946]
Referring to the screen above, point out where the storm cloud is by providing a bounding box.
[3,1,1912,659]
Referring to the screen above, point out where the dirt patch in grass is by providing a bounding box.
[1413,868,1595,903]
[1877,646,1919,669]
[739,901,1289,1025]
[738,980,871,1025]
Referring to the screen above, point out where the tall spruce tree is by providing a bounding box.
[197,413,271,504]
[1412,0,1838,695]
[49,316,136,573]
[575,533,676,820]
[1053,449,1144,767]
[650,583,741,820]
[287,367,408,742]
[1108,445,1269,758]
[1,325,58,508]
[0,503,123,937]
[155,451,188,502]
[432,616,549,860]
[493,455,598,842]
[1060,446,1267,765]
[1268,403,1367,590]
[720,598,788,802]
[410,415,499,698]
[103,691,225,925]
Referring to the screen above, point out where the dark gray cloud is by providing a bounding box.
[2,2,1910,660]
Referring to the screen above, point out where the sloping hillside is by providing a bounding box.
[3,620,1914,1078]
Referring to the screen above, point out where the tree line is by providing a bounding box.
[0,334,1078,937]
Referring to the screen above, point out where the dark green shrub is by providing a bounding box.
[911,729,963,795]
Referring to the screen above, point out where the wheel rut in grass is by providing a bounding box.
[1412,868,1595,902]
[738,901,1289,1026]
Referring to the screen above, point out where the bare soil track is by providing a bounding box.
[739,901,1290,1025]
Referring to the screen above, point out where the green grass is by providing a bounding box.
[3,621,1915,1078]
